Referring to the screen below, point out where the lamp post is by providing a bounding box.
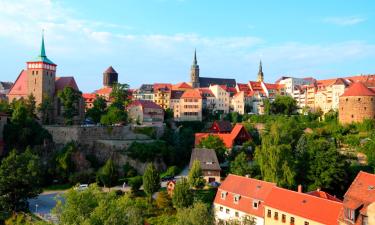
[35,204,38,214]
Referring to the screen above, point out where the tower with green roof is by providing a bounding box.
[26,33,57,105]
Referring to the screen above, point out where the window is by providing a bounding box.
[235,212,239,217]
[234,194,241,203]
[282,214,286,223]
[267,210,271,218]
[226,209,230,214]
[221,191,227,200]
[253,200,259,209]
[358,98,361,101]
[304,222,309,225]
[274,212,278,220]
[219,206,223,212]
[290,217,295,225]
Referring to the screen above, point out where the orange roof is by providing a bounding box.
[264,83,278,90]
[198,88,214,97]
[181,89,202,99]
[95,87,112,95]
[172,82,192,90]
[8,70,28,97]
[154,83,172,92]
[265,187,342,225]
[195,124,251,148]
[307,190,342,202]
[237,83,250,92]
[214,174,276,217]
[82,93,97,103]
[341,82,375,97]
[316,78,337,87]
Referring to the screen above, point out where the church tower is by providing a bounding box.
[103,66,118,87]
[26,33,57,105]
[257,60,264,82]
[191,49,200,88]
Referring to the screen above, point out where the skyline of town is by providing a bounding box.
[1,0,375,92]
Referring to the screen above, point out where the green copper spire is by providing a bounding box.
[40,31,46,57]
[31,31,55,65]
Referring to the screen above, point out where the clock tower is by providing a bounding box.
[26,34,57,105]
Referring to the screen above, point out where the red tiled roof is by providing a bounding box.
[214,174,276,217]
[195,124,251,148]
[181,89,202,99]
[127,100,163,110]
[198,88,214,97]
[248,81,264,93]
[95,87,112,95]
[307,190,342,202]
[172,82,192,90]
[265,187,342,225]
[237,83,250,92]
[264,83,278,90]
[8,70,28,97]
[341,82,375,97]
[82,93,97,103]
[55,77,79,91]
[153,83,172,92]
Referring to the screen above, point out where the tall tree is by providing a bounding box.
[0,149,42,212]
[188,160,205,189]
[25,94,36,118]
[175,202,214,225]
[172,178,193,209]
[142,163,160,201]
[38,95,54,125]
[96,159,118,189]
[110,83,131,109]
[57,87,82,125]
[271,95,297,115]
[229,152,252,176]
[86,96,107,123]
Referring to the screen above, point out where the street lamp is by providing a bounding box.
[35,204,38,214]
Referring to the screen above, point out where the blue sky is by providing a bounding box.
[0,0,374,92]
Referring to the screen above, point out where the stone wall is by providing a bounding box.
[339,96,375,124]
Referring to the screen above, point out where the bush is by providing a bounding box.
[133,126,157,138]
[160,166,180,178]
[128,176,143,193]
[123,163,138,178]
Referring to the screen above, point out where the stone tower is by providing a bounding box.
[26,33,57,105]
[257,60,264,82]
[103,66,118,87]
[191,49,200,88]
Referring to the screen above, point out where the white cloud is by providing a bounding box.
[323,16,366,26]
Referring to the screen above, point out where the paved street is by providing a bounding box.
[28,192,64,214]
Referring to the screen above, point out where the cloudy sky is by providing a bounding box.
[0,0,374,92]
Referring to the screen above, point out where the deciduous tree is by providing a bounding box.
[188,160,205,189]
[172,178,193,209]
[142,163,160,201]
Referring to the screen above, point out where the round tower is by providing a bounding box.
[103,66,118,87]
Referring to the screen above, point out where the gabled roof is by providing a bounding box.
[198,88,214,97]
[104,66,118,74]
[212,120,232,133]
[127,100,163,110]
[189,148,221,171]
[172,82,192,90]
[95,87,112,95]
[237,83,250,92]
[341,82,375,97]
[55,77,79,92]
[214,174,276,217]
[307,190,342,202]
[199,77,236,88]
[265,187,342,225]
[7,70,28,97]
[341,171,375,216]
[82,93,97,103]
[153,83,172,92]
[181,89,202,99]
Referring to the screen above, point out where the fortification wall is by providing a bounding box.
[339,96,375,124]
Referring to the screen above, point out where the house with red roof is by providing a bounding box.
[339,82,375,124]
[174,89,202,121]
[338,171,375,225]
[153,83,172,110]
[210,120,233,133]
[213,174,276,225]
[195,124,251,149]
[7,35,84,124]
[264,186,343,225]
[82,93,97,111]
[127,100,164,124]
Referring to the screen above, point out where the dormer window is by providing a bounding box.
[253,200,259,209]
[344,208,355,222]
[234,194,241,204]
[221,191,228,200]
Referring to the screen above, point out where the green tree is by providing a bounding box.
[86,96,107,123]
[55,142,77,181]
[142,163,160,201]
[57,86,82,125]
[128,176,143,193]
[155,191,173,211]
[25,94,36,117]
[38,95,54,124]
[271,95,297,115]
[96,159,118,189]
[188,160,205,189]
[175,202,214,225]
[110,83,131,108]
[100,106,127,125]
[197,135,227,163]
[172,178,193,209]
[0,149,42,212]
[263,98,271,115]
[229,152,252,176]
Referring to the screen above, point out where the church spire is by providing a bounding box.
[257,60,264,82]
[40,30,46,58]
[193,48,197,65]
[191,49,200,88]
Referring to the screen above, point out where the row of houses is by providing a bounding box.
[214,172,375,225]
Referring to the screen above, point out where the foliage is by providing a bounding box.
[164,108,174,121]
[123,163,138,178]
[127,141,171,163]
[133,126,157,138]
[172,178,193,209]
[57,86,82,125]
[155,191,173,211]
[160,166,180,179]
[142,163,160,200]
[86,96,107,123]
[55,142,77,181]
[37,95,54,125]
[175,202,214,225]
[4,100,51,150]
[110,83,131,108]
[53,184,147,225]
[100,106,127,125]
[361,132,375,172]
[147,214,177,225]
[128,176,143,193]
[4,213,33,225]
[0,149,42,212]
[96,159,118,188]
[197,135,226,163]
[270,95,297,115]
[188,160,205,189]
[225,112,243,123]
[229,152,253,176]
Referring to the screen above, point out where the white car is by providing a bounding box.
[74,184,89,191]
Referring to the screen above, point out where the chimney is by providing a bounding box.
[298,184,303,193]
